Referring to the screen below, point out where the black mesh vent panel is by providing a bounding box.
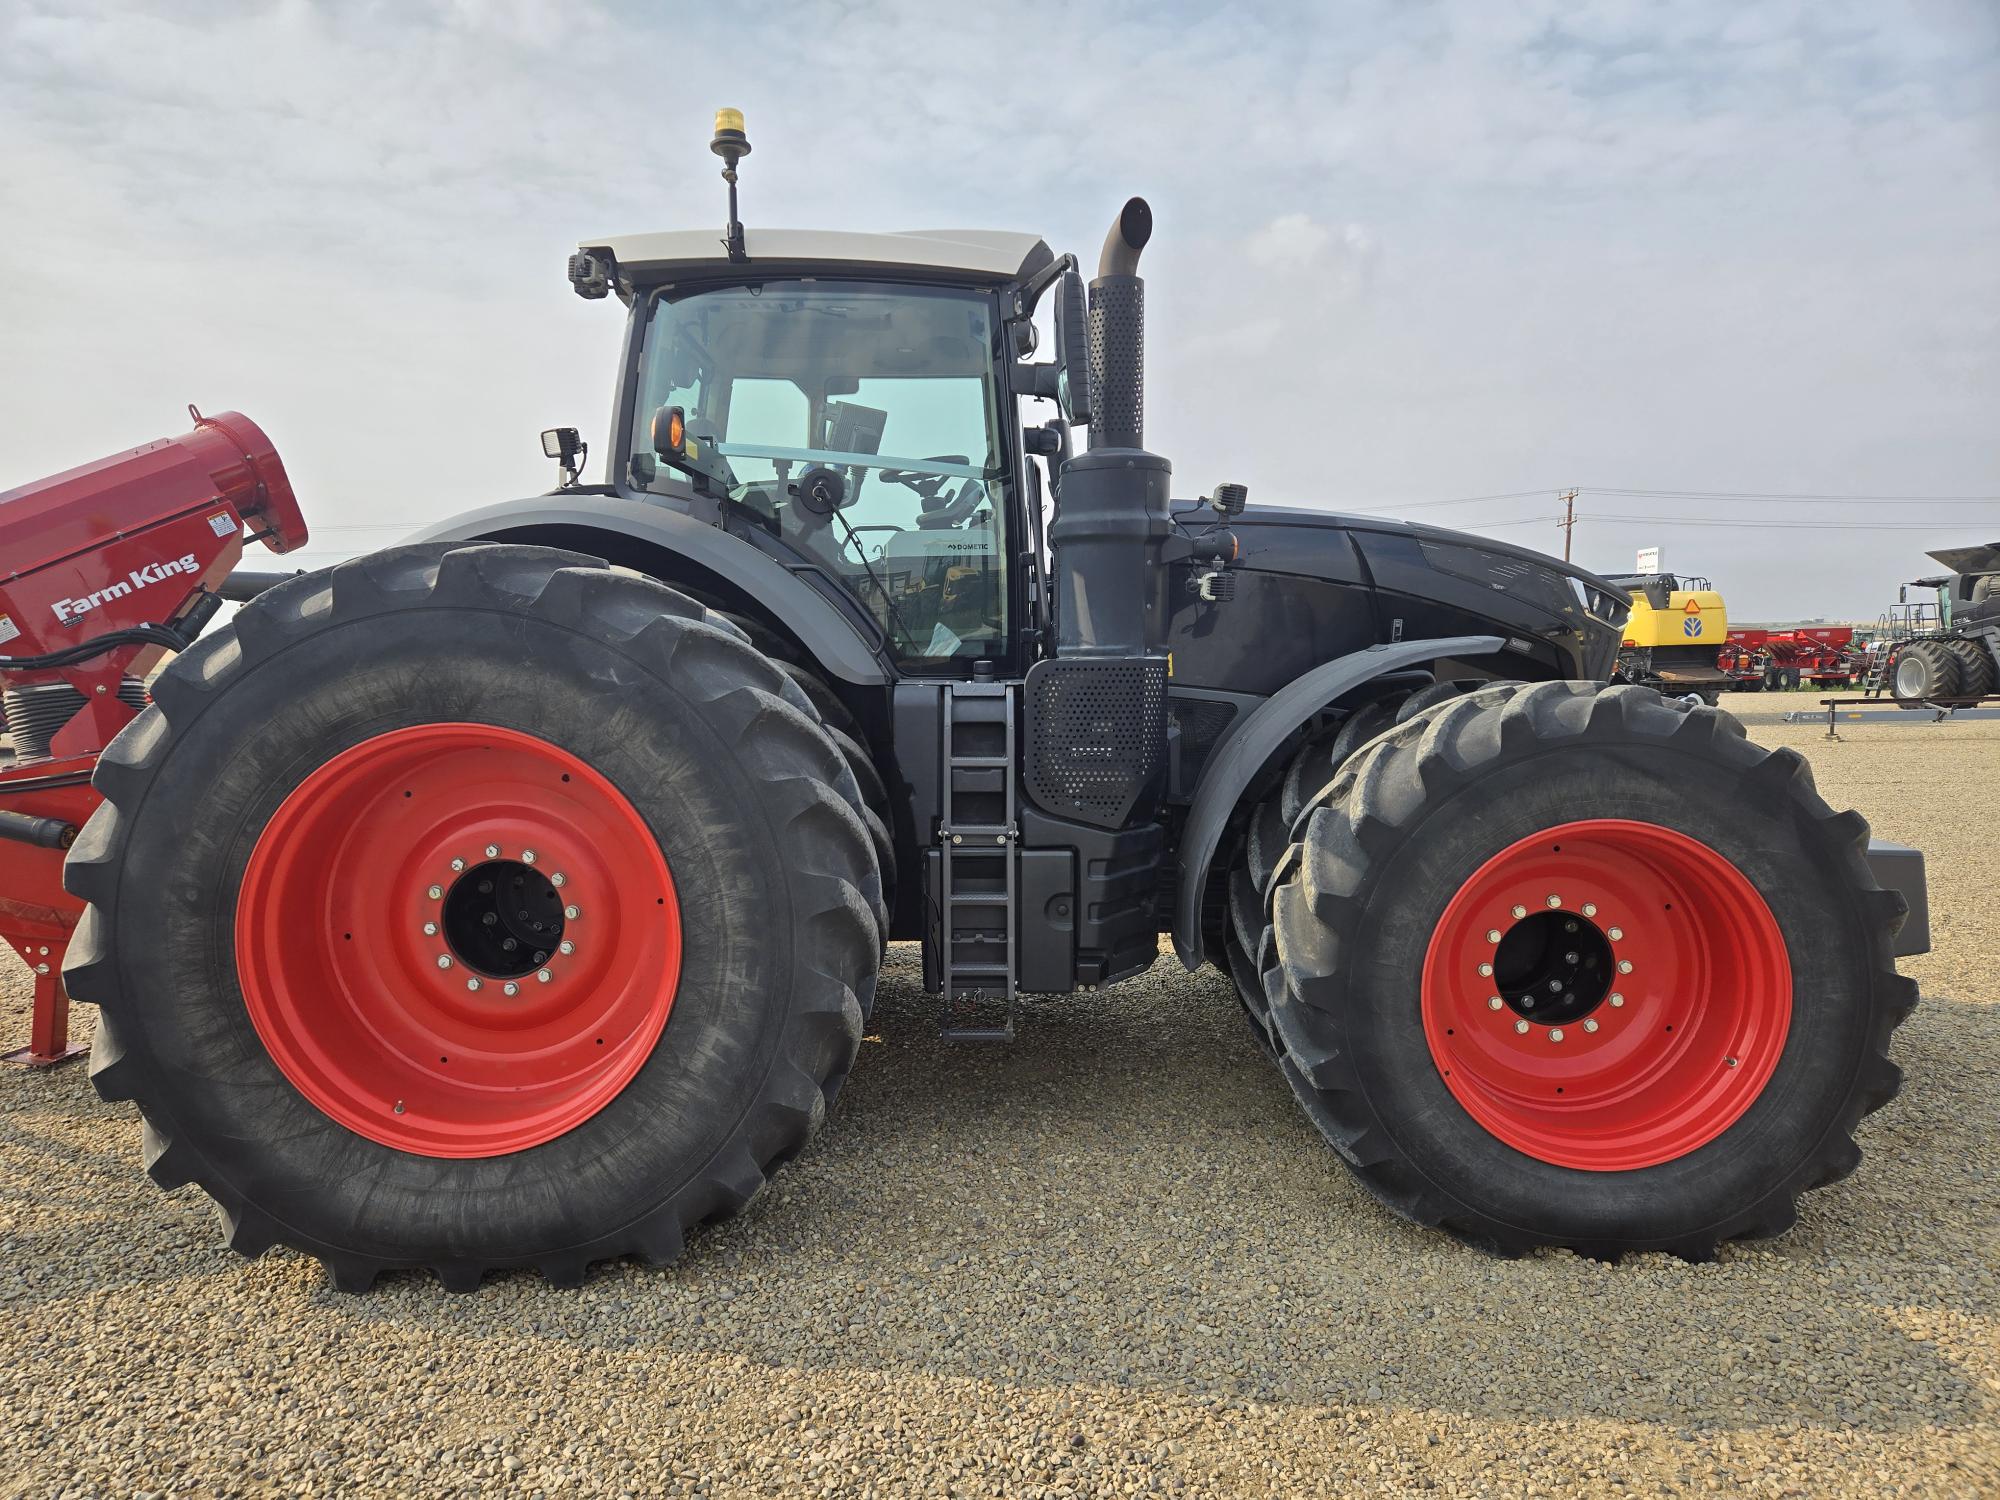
[1024,657,1167,829]
[1168,696,1238,785]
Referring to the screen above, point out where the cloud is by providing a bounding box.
[1,0,1996,617]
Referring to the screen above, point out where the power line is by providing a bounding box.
[1581,486,2000,504]
[1573,513,1984,532]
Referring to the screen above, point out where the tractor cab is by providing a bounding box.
[618,269,1023,669]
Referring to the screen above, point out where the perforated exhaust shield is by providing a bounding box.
[1086,277,1145,451]
[1023,657,1167,829]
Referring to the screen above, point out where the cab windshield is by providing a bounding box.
[631,281,1009,666]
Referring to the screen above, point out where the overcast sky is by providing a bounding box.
[4,0,1996,620]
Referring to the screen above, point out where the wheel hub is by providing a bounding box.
[442,859,567,977]
[1495,909,1613,1026]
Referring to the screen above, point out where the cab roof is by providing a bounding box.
[580,227,1053,285]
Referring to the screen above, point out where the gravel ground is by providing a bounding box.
[1,710,1994,1498]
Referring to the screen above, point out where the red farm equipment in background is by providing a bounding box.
[1717,627,1858,693]
[0,410,308,1063]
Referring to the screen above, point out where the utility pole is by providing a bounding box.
[1557,488,1579,562]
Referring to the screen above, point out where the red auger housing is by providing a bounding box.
[0,409,306,1062]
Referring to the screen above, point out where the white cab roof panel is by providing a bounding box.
[583,227,1051,281]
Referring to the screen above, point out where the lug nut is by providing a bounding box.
[1617,959,1633,974]
[1564,951,1579,964]
[564,905,580,920]
[1583,1018,1599,1033]
[1610,992,1625,1007]
[551,873,567,888]
[427,885,443,900]
[466,977,481,992]
[1546,894,1562,908]
[1582,902,1598,917]
[1607,927,1624,941]
[559,940,574,955]
[436,954,452,970]
[538,969,553,984]
[503,982,519,997]
[1511,904,1527,919]
[1549,1028,1565,1042]
[450,857,465,872]
[423,921,438,936]
[486,844,501,859]
[522,849,537,864]
[1514,1019,1530,1034]
[1486,929,1502,944]
[1547,979,1562,993]
[1487,996,1504,1011]
[1477,962,1493,977]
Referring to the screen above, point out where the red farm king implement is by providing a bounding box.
[1718,627,1857,693]
[0,410,307,1063]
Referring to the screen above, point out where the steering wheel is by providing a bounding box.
[875,455,969,504]
[874,456,987,530]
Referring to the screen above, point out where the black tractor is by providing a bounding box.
[65,115,1926,1290]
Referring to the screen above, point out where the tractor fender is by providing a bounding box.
[412,496,890,685]
[1171,634,1504,970]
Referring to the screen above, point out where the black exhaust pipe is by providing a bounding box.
[1087,198,1152,452]
[1030,198,1173,833]
[1048,194,1171,665]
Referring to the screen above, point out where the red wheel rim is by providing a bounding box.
[237,724,680,1158]
[1420,818,1790,1171]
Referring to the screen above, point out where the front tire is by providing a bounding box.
[66,544,882,1291]
[1266,681,1914,1258]
[1891,640,1962,703]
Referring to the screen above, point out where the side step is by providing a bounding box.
[937,682,1016,1042]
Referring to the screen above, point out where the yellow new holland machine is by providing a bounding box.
[1604,571,1733,703]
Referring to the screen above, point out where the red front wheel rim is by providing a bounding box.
[236,723,680,1158]
[1421,818,1791,1171]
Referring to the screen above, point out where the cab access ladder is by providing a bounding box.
[936,681,1016,1041]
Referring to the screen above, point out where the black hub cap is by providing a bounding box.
[1495,910,1613,1026]
[442,860,567,978]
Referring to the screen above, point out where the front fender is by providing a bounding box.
[1171,634,1504,969]
[412,496,890,685]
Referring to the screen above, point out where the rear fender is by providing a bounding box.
[412,497,891,685]
[1171,634,1504,969]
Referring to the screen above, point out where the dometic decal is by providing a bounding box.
[51,552,201,627]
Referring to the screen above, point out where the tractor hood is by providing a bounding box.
[1200,502,1630,685]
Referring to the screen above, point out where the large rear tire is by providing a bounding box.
[65,544,882,1291]
[1944,638,1996,700]
[1266,681,1915,1258]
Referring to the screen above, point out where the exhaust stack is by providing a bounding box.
[1086,198,1153,452]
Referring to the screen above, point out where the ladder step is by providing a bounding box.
[948,962,1010,977]
[948,892,1007,906]
[950,755,1012,768]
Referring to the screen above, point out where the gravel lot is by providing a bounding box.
[2,709,1994,1498]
